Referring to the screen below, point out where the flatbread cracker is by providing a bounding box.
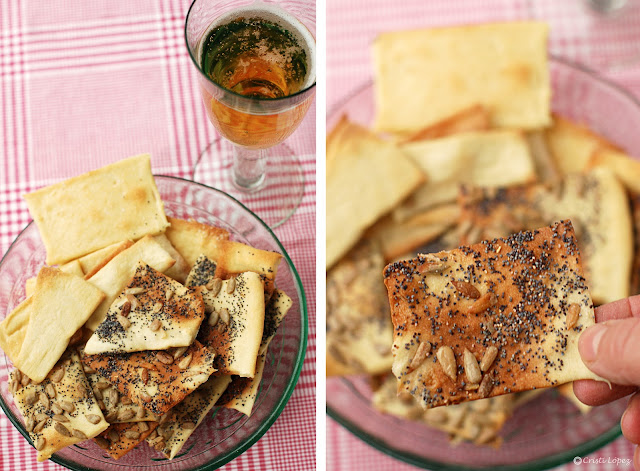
[95,421,158,460]
[394,130,536,222]
[147,375,232,459]
[588,147,640,194]
[78,240,134,280]
[82,340,215,416]
[222,289,292,415]
[327,239,393,375]
[0,297,32,364]
[84,236,175,331]
[373,21,550,133]
[458,168,633,304]
[397,105,491,144]
[24,154,169,265]
[152,234,191,284]
[327,118,425,268]
[384,221,600,409]
[10,350,109,461]
[15,267,105,382]
[84,263,205,354]
[546,115,619,176]
[186,256,265,377]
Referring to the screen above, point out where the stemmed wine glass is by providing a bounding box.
[185,0,316,227]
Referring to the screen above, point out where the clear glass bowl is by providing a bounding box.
[326,57,640,470]
[0,176,308,470]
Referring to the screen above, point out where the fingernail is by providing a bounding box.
[580,324,607,363]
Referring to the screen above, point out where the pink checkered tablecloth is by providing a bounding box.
[0,0,315,470]
[327,0,640,470]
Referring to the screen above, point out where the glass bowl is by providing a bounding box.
[326,56,640,470]
[0,176,308,470]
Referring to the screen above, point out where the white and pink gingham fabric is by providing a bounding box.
[327,0,640,470]
[0,0,315,469]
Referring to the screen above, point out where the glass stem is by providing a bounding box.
[232,145,267,192]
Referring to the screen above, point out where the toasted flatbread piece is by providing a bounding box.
[458,168,633,304]
[153,234,191,284]
[10,350,109,461]
[394,130,536,222]
[85,371,160,423]
[327,239,393,375]
[165,217,280,289]
[25,259,87,297]
[327,118,425,268]
[384,221,600,409]
[372,374,514,446]
[148,374,232,459]
[23,154,169,265]
[164,217,229,268]
[373,22,550,133]
[546,115,619,176]
[82,340,215,416]
[187,256,265,377]
[84,263,205,354]
[527,131,560,183]
[96,421,158,460]
[397,105,491,144]
[223,289,292,415]
[14,267,104,382]
[78,240,134,280]
[588,147,640,194]
[85,236,175,331]
[0,297,32,363]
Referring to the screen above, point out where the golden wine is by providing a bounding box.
[198,6,315,148]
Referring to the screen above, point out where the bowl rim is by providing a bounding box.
[324,55,640,470]
[0,174,309,471]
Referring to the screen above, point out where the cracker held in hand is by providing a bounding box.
[373,21,550,133]
[24,154,169,265]
[84,263,205,355]
[383,221,600,409]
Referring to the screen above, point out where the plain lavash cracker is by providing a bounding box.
[23,153,169,265]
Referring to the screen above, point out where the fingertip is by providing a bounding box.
[573,380,636,406]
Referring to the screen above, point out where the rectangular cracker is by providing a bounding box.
[326,240,394,376]
[15,267,105,382]
[82,340,215,416]
[327,118,425,268]
[84,263,205,354]
[148,374,232,459]
[84,236,175,331]
[373,22,550,133]
[396,105,491,144]
[383,221,600,409]
[187,256,265,377]
[458,167,633,304]
[0,297,32,364]
[24,154,169,265]
[222,289,293,415]
[78,240,134,280]
[95,421,158,459]
[546,115,619,176]
[10,350,110,461]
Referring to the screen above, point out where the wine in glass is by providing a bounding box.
[185,0,316,227]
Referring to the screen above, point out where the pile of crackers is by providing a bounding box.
[0,154,291,461]
[327,21,639,446]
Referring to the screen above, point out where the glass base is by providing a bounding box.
[192,139,305,228]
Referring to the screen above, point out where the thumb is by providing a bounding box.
[579,317,640,386]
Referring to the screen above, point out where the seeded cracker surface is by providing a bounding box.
[383,220,601,409]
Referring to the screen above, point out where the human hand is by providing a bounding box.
[574,295,640,468]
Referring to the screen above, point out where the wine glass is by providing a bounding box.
[527,0,640,71]
[185,0,316,228]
